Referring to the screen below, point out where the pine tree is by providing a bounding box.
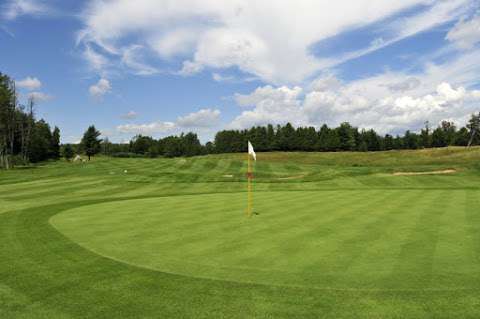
[384,134,394,150]
[0,73,16,169]
[336,122,356,151]
[441,121,456,146]
[28,120,53,163]
[50,126,61,159]
[80,125,101,161]
[455,127,470,146]
[404,130,419,149]
[431,127,447,147]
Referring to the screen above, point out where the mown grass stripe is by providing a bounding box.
[387,190,448,289]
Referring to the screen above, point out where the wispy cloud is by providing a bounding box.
[2,0,51,21]
[314,0,473,72]
[120,111,138,120]
[121,45,159,76]
[116,108,221,137]
[446,15,480,49]
[28,91,52,103]
[76,0,477,84]
[16,76,41,90]
[116,121,175,135]
[176,108,220,128]
[89,78,111,98]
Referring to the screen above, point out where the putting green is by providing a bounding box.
[51,190,480,290]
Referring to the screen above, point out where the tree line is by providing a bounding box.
[70,130,206,159]
[0,72,60,169]
[4,69,480,164]
[85,114,480,160]
[213,119,480,154]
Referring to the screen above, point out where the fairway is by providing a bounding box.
[2,148,480,318]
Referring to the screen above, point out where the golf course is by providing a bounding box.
[1,147,480,318]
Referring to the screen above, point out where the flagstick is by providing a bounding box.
[247,152,253,217]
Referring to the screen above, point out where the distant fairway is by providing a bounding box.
[2,147,480,318]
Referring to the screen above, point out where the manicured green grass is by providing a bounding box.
[2,147,480,318]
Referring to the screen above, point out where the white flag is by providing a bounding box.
[248,141,256,161]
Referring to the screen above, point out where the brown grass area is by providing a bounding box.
[392,169,457,176]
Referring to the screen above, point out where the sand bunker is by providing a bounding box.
[393,169,456,176]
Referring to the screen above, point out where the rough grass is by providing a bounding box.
[1,147,480,318]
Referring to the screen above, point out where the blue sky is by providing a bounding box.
[1,0,479,143]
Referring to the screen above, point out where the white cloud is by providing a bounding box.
[436,82,466,100]
[471,90,480,99]
[15,76,52,103]
[63,135,82,144]
[180,27,272,79]
[83,45,108,73]
[314,48,480,104]
[384,77,421,93]
[391,0,470,39]
[212,73,234,82]
[77,0,474,84]
[176,108,220,128]
[370,37,385,47]
[89,78,111,98]
[27,91,52,103]
[309,75,343,92]
[117,121,175,135]
[121,45,158,75]
[229,64,480,134]
[230,86,305,128]
[115,108,221,139]
[234,85,303,108]
[120,111,138,120]
[302,89,370,125]
[446,15,480,49]
[179,60,204,76]
[150,28,198,59]
[2,0,50,20]
[368,82,477,132]
[16,76,41,90]
[314,0,473,72]
[311,47,480,133]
